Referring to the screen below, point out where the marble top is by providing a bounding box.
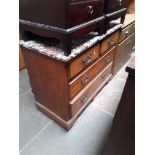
[20,23,123,62]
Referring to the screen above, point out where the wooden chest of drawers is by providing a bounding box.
[21,31,119,130]
[112,19,135,75]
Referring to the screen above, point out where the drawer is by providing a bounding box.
[100,31,119,55]
[68,0,104,27]
[69,44,100,79]
[119,22,135,43]
[70,62,113,117]
[69,46,116,99]
[113,33,135,74]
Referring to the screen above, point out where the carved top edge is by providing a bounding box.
[20,24,122,62]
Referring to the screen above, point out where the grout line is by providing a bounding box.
[93,104,114,118]
[19,88,31,98]
[20,121,51,154]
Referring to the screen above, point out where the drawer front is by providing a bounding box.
[68,0,104,27]
[104,0,125,13]
[69,44,100,79]
[70,46,116,99]
[70,63,113,117]
[119,22,135,43]
[113,33,135,74]
[100,31,119,56]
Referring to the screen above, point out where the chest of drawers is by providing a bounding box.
[21,30,119,130]
[19,0,106,56]
[112,16,135,75]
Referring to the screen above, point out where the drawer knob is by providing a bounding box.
[81,75,89,85]
[105,56,111,64]
[83,55,92,64]
[108,39,115,47]
[125,31,129,36]
[87,5,94,14]
[81,94,88,103]
[102,73,109,80]
[116,0,122,6]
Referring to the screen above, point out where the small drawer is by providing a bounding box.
[69,44,100,79]
[68,0,104,27]
[69,46,116,99]
[119,22,135,43]
[70,63,113,117]
[100,31,119,55]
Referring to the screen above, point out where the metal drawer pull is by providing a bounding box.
[81,94,88,103]
[116,0,122,6]
[81,75,89,85]
[83,55,92,64]
[127,40,132,45]
[105,56,111,64]
[108,39,115,46]
[125,31,129,36]
[87,5,94,14]
[102,73,109,80]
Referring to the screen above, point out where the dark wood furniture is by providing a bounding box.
[103,57,135,155]
[19,0,107,56]
[104,0,127,29]
[21,30,119,130]
[112,14,135,74]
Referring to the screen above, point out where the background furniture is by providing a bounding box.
[21,30,119,130]
[103,56,135,155]
[112,14,135,74]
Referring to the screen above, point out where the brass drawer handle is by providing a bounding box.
[105,56,111,64]
[83,55,92,64]
[81,94,88,103]
[87,5,94,14]
[81,75,89,85]
[108,39,115,47]
[102,73,109,80]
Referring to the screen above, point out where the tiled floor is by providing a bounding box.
[19,66,128,155]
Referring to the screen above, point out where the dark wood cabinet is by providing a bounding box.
[103,57,135,155]
[19,0,107,56]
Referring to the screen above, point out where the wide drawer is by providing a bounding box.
[113,33,135,74]
[69,44,100,79]
[119,22,135,43]
[70,62,113,117]
[67,0,104,27]
[69,46,115,99]
[100,31,119,55]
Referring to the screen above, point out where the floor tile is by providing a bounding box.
[93,76,127,115]
[19,88,25,96]
[19,90,51,151]
[20,105,113,155]
[19,69,31,92]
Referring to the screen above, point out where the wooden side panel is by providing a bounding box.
[22,47,70,121]
[19,48,26,70]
